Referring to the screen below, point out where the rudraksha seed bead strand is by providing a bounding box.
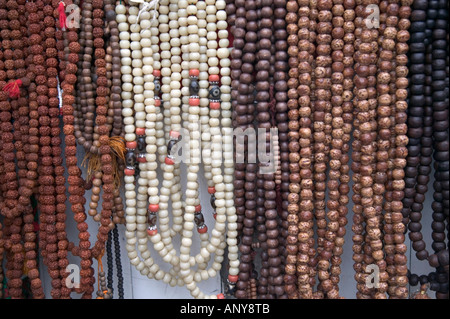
[57,0,95,299]
[89,0,114,262]
[1,0,27,299]
[43,0,69,299]
[9,0,44,300]
[30,0,60,299]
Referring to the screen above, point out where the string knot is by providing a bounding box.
[2,79,22,99]
[133,0,160,31]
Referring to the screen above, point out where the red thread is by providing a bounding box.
[2,79,22,99]
[58,1,67,30]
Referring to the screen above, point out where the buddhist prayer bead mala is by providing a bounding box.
[118,0,237,299]
[0,0,448,300]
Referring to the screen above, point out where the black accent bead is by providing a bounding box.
[167,139,179,155]
[210,195,216,209]
[209,86,221,99]
[190,79,199,96]
[126,151,136,167]
[154,80,161,94]
[137,136,146,152]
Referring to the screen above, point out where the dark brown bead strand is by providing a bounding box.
[430,0,449,286]
[106,0,123,139]
[404,0,429,264]
[232,0,258,299]
[254,0,271,299]
[75,0,96,153]
[403,1,448,298]
[74,0,89,147]
[406,0,449,299]
[403,0,424,292]
[273,0,289,299]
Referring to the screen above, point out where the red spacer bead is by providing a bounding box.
[197,225,208,234]
[170,130,180,139]
[153,70,161,77]
[146,228,158,236]
[195,204,202,212]
[228,275,238,283]
[137,156,147,163]
[217,293,225,299]
[136,127,146,136]
[124,168,135,176]
[189,69,200,77]
[148,204,159,212]
[213,213,217,220]
[210,102,221,110]
[189,98,200,106]
[154,98,161,107]
[126,141,137,149]
[165,157,174,165]
[209,74,220,82]
[208,187,216,194]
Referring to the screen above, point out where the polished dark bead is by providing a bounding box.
[209,86,221,100]
[409,274,419,286]
[210,195,216,209]
[125,151,136,167]
[137,137,146,152]
[167,139,179,155]
[190,79,199,96]
[154,79,161,94]
[194,212,205,226]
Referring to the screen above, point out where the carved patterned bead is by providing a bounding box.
[209,86,220,100]
[125,151,136,168]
